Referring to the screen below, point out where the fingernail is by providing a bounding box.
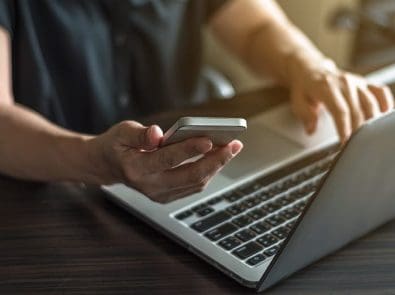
[146,125,162,148]
[149,125,163,138]
[231,141,243,156]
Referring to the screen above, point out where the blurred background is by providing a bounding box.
[204,0,395,95]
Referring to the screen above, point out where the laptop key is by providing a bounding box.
[247,208,267,220]
[286,220,296,229]
[196,207,214,217]
[191,204,207,213]
[232,215,254,227]
[235,229,257,242]
[207,196,223,205]
[265,215,286,227]
[279,208,299,220]
[250,222,271,235]
[226,204,247,215]
[271,227,290,240]
[261,202,280,213]
[276,196,293,207]
[224,191,243,203]
[264,245,280,257]
[256,190,272,202]
[190,211,231,233]
[218,236,242,251]
[175,210,193,220]
[257,234,278,248]
[205,223,238,241]
[241,198,257,209]
[290,190,303,200]
[250,194,263,205]
[232,242,263,259]
[246,254,266,266]
[294,200,308,212]
[282,179,294,190]
[238,182,262,195]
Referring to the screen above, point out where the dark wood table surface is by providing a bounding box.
[1,88,395,295]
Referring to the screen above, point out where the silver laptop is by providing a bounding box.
[103,66,395,292]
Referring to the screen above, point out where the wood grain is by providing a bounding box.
[1,88,395,294]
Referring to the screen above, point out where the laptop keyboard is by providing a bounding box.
[172,145,339,267]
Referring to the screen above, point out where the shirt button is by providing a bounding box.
[119,94,129,107]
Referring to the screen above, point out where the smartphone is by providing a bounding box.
[161,117,247,147]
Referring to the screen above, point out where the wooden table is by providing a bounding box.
[1,88,395,294]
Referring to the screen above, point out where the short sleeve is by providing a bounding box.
[205,0,228,22]
[0,0,15,36]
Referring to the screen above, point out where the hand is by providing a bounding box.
[288,55,394,143]
[89,121,243,203]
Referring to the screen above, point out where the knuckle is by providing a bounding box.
[351,109,363,120]
[217,156,228,168]
[317,75,332,89]
[352,112,363,125]
[336,105,349,119]
[157,150,176,169]
[188,168,205,185]
[339,72,350,84]
[117,120,133,134]
[176,143,194,161]
[188,141,204,156]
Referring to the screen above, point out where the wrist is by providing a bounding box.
[55,133,110,185]
[82,135,118,185]
[285,49,338,87]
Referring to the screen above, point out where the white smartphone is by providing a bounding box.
[161,117,247,147]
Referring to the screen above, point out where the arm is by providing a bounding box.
[0,28,242,202]
[0,29,106,183]
[209,0,394,142]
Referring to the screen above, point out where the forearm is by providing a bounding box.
[242,18,331,85]
[0,103,102,184]
[210,0,335,85]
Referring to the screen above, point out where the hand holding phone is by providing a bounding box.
[161,117,247,147]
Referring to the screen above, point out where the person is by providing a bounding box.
[0,0,392,203]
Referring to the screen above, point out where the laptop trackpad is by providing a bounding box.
[259,104,338,148]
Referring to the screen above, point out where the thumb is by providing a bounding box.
[291,87,319,135]
[117,121,163,150]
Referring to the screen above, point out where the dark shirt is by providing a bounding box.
[0,0,226,134]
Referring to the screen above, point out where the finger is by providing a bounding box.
[291,86,319,134]
[358,87,380,120]
[143,137,213,173]
[368,84,394,112]
[341,75,364,131]
[154,140,242,191]
[321,83,352,143]
[117,121,163,150]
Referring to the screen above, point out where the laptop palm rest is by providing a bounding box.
[258,111,395,291]
[222,104,337,180]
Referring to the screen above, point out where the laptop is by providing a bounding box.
[103,65,395,292]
